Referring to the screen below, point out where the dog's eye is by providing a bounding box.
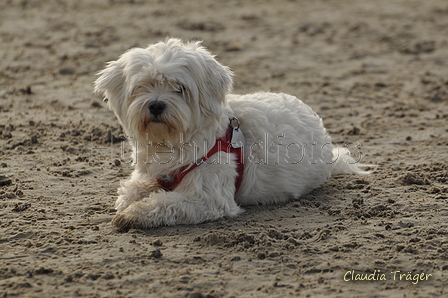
[175,85,185,94]
[132,86,146,96]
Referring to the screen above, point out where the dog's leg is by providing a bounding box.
[112,190,243,231]
[115,173,162,212]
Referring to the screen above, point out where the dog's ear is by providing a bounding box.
[195,49,233,120]
[93,59,130,125]
[203,58,233,104]
[179,40,233,104]
[93,60,124,102]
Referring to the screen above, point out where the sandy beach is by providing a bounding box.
[1,0,448,297]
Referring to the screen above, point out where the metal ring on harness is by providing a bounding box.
[229,117,240,130]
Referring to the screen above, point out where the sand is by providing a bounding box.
[1,0,448,297]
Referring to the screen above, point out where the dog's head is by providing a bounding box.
[94,38,233,143]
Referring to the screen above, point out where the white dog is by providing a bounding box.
[94,38,371,230]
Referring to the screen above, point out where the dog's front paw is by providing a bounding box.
[111,212,136,232]
[111,201,170,231]
[111,203,150,231]
[115,179,163,213]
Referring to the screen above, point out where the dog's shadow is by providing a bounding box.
[131,178,350,238]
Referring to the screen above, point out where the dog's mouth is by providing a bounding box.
[150,117,165,124]
[146,115,177,131]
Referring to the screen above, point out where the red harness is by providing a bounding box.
[156,124,244,193]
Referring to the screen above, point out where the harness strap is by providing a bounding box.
[156,125,244,193]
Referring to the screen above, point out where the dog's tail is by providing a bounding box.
[330,147,376,176]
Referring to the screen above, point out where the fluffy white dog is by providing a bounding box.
[94,38,371,230]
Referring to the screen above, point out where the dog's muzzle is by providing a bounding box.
[148,101,166,117]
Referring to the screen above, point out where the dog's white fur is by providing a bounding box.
[94,38,371,230]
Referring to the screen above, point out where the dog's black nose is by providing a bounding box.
[148,101,166,116]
